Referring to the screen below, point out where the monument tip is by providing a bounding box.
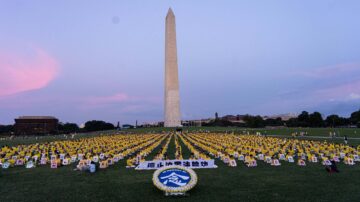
[167,7,174,16]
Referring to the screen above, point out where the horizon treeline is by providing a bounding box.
[205,109,360,128]
[0,109,359,135]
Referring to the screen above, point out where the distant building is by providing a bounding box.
[182,119,213,127]
[122,124,134,129]
[142,121,163,127]
[221,115,246,124]
[14,116,59,135]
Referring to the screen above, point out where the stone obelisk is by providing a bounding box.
[164,8,181,127]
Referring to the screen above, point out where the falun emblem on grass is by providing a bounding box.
[153,165,197,196]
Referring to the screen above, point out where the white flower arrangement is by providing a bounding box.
[152,165,198,194]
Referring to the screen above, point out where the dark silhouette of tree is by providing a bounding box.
[286,118,299,127]
[350,109,360,127]
[298,111,310,127]
[325,115,349,127]
[84,120,115,132]
[0,125,13,134]
[243,115,265,128]
[265,118,283,126]
[58,122,79,134]
[309,112,324,127]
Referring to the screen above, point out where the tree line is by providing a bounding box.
[58,120,116,133]
[0,120,116,135]
[1,109,359,134]
[204,109,360,128]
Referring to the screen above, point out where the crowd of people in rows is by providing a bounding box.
[0,132,359,173]
[182,133,359,169]
[0,134,166,171]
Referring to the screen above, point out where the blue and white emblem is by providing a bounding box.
[153,165,197,194]
[158,169,191,187]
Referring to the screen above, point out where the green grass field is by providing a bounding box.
[1,127,360,202]
[123,126,360,137]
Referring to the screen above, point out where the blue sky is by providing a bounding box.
[0,0,360,125]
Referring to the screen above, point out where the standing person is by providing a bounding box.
[344,135,348,145]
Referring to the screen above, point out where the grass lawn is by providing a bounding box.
[1,128,360,202]
[0,130,117,147]
[123,127,360,138]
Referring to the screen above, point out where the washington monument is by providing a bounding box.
[164,8,181,127]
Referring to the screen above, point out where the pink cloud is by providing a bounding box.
[314,80,360,101]
[291,63,360,78]
[85,93,161,106]
[120,104,148,113]
[0,48,59,97]
[88,93,130,105]
[281,63,360,103]
[81,93,161,112]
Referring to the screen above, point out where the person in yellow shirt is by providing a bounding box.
[126,158,134,168]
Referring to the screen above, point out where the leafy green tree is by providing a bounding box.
[350,109,360,127]
[243,115,265,128]
[297,111,310,127]
[309,112,324,127]
[0,125,13,134]
[325,115,349,127]
[325,115,340,127]
[264,118,284,126]
[84,120,115,132]
[58,122,80,133]
[286,118,299,127]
